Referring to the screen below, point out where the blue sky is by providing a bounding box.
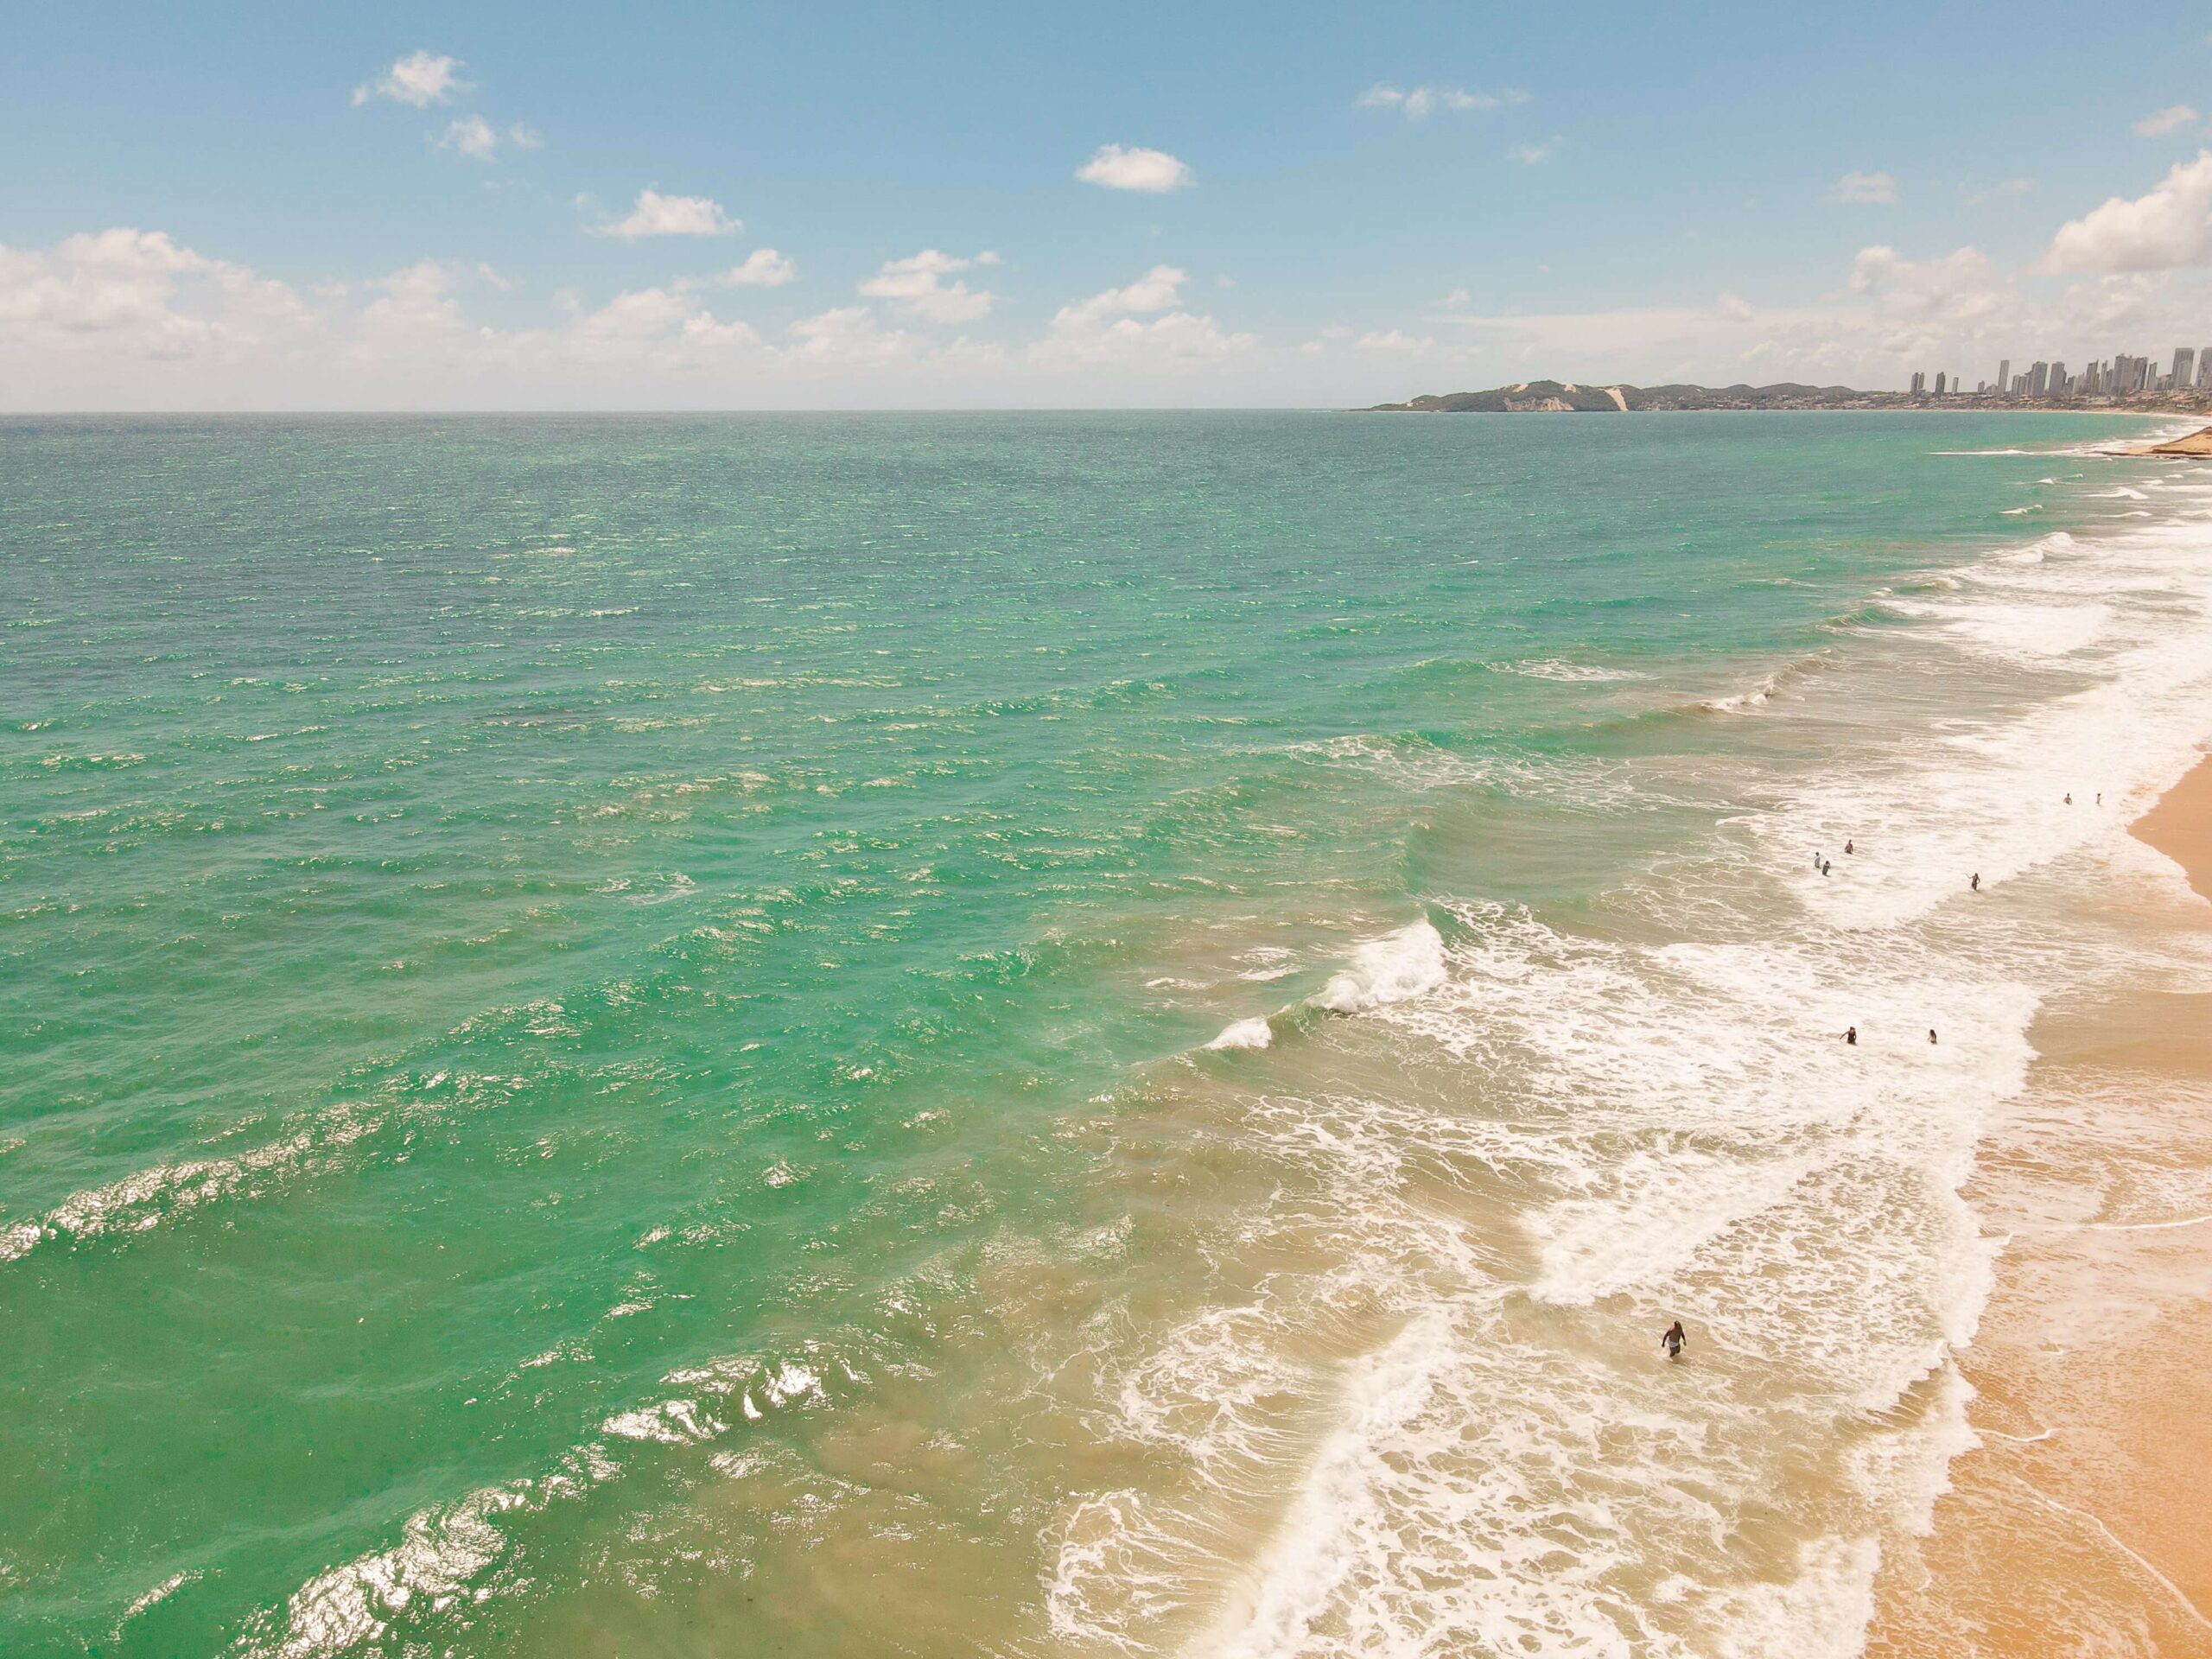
[9,3,2212,406]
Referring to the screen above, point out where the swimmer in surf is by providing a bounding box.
[1844,839,1854,855]
[1821,859,1832,876]
[1662,1321,1687,1361]
[1845,1026,1858,1045]
[1929,1028,1938,1045]
[1971,873,1980,892]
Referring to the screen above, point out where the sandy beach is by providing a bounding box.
[1869,756,2212,1656]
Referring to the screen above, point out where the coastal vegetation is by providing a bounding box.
[1373,378,2212,413]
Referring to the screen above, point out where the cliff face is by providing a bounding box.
[1384,379,1630,412]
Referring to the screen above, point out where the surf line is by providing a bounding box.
[1974,1423,2054,1446]
[2005,1473,2212,1635]
[2024,1212,2212,1237]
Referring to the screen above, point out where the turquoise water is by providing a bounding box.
[2,412,2200,1656]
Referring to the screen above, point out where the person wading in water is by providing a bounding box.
[1661,1321,1687,1362]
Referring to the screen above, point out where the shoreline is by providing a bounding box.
[1867,755,2212,1656]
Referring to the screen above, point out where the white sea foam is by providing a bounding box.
[243,1479,541,1658]
[1312,920,1446,1013]
[1770,513,2212,931]
[1494,658,1648,683]
[2,1109,379,1266]
[240,455,2212,1659]
[1049,482,2212,1659]
[238,1346,836,1656]
[1205,1017,1274,1052]
[1704,674,1779,712]
[1878,594,2112,660]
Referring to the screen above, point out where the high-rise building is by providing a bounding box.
[2197,347,2212,389]
[1935,372,1948,396]
[2029,361,2050,397]
[2050,362,2069,397]
[1996,359,2011,397]
[1910,370,1926,394]
[2175,347,2196,390]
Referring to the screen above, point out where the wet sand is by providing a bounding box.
[1867,756,2212,1657]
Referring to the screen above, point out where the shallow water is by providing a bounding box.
[4,411,2210,1657]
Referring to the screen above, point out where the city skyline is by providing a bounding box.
[1904,340,2212,398]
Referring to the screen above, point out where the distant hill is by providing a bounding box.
[1376,379,1629,412]
[1372,379,1875,412]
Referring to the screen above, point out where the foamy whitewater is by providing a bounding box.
[5,412,2212,1657]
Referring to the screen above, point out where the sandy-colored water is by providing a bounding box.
[1869,754,2212,1656]
[10,414,2207,1657]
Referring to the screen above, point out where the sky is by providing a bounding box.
[9,3,2212,408]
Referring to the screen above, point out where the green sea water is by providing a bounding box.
[1,411,2196,1657]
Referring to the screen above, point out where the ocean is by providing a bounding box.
[4,411,2210,1657]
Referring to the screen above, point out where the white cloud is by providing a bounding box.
[440,115,500,162]
[1075,144,1194,193]
[1357,84,1528,120]
[1037,264,1254,365]
[1427,228,2212,394]
[353,50,466,108]
[567,286,766,359]
[22,215,2212,410]
[1508,139,1558,165]
[2045,151,2212,272]
[1356,329,1434,353]
[1297,324,1356,356]
[858,249,995,323]
[1847,243,1996,308]
[1832,170,1898,205]
[1053,264,1187,326]
[787,305,923,363]
[721,249,797,287]
[597,189,741,239]
[360,259,468,340]
[509,124,543,150]
[2134,104,2200,137]
[0,228,311,365]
